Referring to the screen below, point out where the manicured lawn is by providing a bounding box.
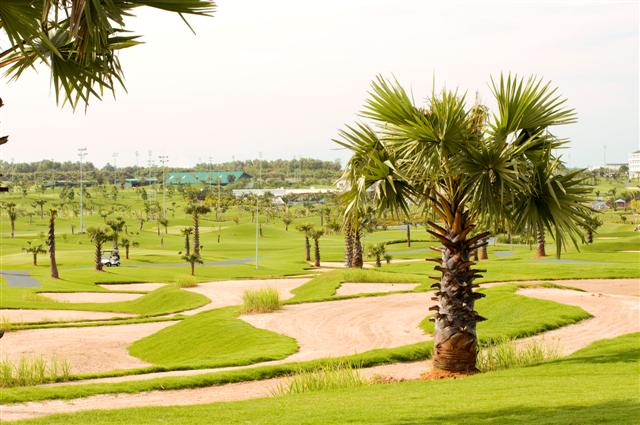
[129,307,298,368]
[14,333,640,424]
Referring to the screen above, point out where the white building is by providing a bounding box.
[629,150,640,179]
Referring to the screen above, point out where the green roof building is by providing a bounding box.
[166,171,250,185]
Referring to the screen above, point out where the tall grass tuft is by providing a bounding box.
[477,338,560,372]
[175,275,198,288]
[271,362,367,396]
[0,317,13,332]
[0,356,71,387]
[241,287,282,314]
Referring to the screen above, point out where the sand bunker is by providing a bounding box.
[336,283,419,296]
[98,283,166,292]
[39,292,144,303]
[242,292,432,362]
[183,278,310,315]
[0,321,177,375]
[480,278,639,297]
[0,309,134,323]
[517,287,640,355]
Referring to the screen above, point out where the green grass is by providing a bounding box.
[477,337,560,372]
[0,283,589,402]
[241,287,282,313]
[0,356,71,387]
[128,307,297,369]
[13,333,640,424]
[271,362,367,396]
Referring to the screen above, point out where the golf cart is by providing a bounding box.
[101,249,121,267]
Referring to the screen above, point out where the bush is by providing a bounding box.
[477,338,560,372]
[0,356,71,387]
[271,362,367,396]
[175,275,198,288]
[241,288,281,314]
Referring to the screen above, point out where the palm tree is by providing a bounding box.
[3,202,17,238]
[581,214,600,244]
[282,214,293,231]
[87,227,112,271]
[32,199,47,219]
[296,224,314,262]
[23,241,47,266]
[310,229,324,267]
[337,74,590,373]
[185,203,211,256]
[343,220,354,267]
[367,243,386,267]
[181,227,194,256]
[182,253,203,276]
[159,217,169,234]
[0,1,215,109]
[106,217,126,252]
[120,238,137,260]
[47,209,59,279]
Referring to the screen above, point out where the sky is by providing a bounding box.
[1,0,638,168]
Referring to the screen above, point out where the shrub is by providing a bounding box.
[0,356,71,387]
[476,338,560,372]
[175,275,198,288]
[271,362,367,396]
[241,287,281,314]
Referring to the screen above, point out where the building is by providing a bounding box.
[629,150,640,179]
[166,171,251,186]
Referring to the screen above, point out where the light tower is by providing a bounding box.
[112,152,119,186]
[255,152,262,269]
[158,155,168,215]
[78,147,87,233]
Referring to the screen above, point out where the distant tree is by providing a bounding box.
[384,253,393,264]
[181,227,194,256]
[185,203,211,256]
[582,214,602,244]
[87,227,112,271]
[159,217,169,234]
[296,224,314,261]
[310,229,324,267]
[106,217,126,251]
[367,243,386,267]
[23,241,47,266]
[48,209,59,278]
[3,202,17,238]
[182,253,203,276]
[120,238,138,260]
[32,199,47,219]
[282,214,293,231]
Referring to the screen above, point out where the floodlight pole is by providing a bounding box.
[78,147,87,233]
[112,153,118,186]
[256,152,262,269]
[159,155,168,215]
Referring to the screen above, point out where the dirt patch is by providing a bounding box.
[420,369,474,381]
[516,287,640,355]
[98,283,166,292]
[0,309,134,323]
[336,283,419,296]
[0,321,177,374]
[241,292,432,362]
[182,278,310,315]
[39,292,144,303]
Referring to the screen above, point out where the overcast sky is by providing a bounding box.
[1,0,638,168]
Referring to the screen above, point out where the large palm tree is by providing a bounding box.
[337,74,591,373]
[0,0,215,108]
[47,209,59,278]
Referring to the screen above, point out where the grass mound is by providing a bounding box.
[174,275,198,288]
[0,356,71,387]
[241,288,281,314]
[272,362,367,396]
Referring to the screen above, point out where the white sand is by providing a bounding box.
[98,283,166,292]
[0,309,134,323]
[39,292,144,303]
[336,283,419,296]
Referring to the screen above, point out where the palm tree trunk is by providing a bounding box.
[586,229,593,244]
[10,220,14,238]
[125,246,130,260]
[406,223,411,247]
[193,212,200,256]
[428,193,487,373]
[314,239,321,267]
[95,242,103,271]
[472,249,478,261]
[352,229,363,268]
[479,241,488,260]
[48,211,59,279]
[344,221,354,267]
[33,254,37,266]
[190,262,195,276]
[185,234,191,256]
[375,254,381,267]
[304,237,311,262]
[536,228,546,257]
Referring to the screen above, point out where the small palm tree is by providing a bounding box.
[47,209,59,279]
[310,229,324,267]
[106,217,126,251]
[185,203,211,256]
[181,227,194,256]
[87,227,112,271]
[182,253,203,276]
[120,238,137,260]
[384,253,393,264]
[282,214,293,231]
[159,217,169,234]
[367,243,386,267]
[32,199,47,219]
[296,224,314,261]
[23,241,47,266]
[582,214,602,244]
[3,202,17,238]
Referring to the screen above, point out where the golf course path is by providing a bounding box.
[1,278,638,422]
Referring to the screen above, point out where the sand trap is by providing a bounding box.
[182,278,310,315]
[336,283,419,296]
[480,278,640,297]
[0,309,134,324]
[39,292,144,303]
[98,283,166,292]
[310,261,374,269]
[0,321,177,374]
[241,292,432,362]
[516,287,640,355]
[620,250,640,253]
